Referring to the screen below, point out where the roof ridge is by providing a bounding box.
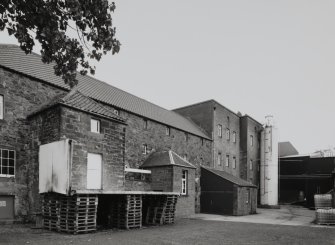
[171,151,196,168]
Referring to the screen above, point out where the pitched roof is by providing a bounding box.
[279,141,299,157]
[28,89,125,122]
[141,150,196,169]
[0,44,210,139]
[202,167,256,187]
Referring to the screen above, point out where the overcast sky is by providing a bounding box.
[1,0,334,154]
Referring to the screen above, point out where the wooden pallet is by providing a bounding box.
[41,193,98,234]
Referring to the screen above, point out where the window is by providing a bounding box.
[217,153,221,166]
[142,144,148,155]
[165,126,170,136]
[246,190,250,204]
[185,133,189,142]
[0,94,3,120]
[225,155,229,167]
[0,149,15,177]
[232,131,236,143]
[226,128,230,141]
[143,119,148,129]
[218,124,222,137]
[181,170,188,195]
[250,159,253,170]
[113,109,119,115]
[90,119,100,133]
[250,135,254,146]
[232,156,236,169]
[183,154,188,161]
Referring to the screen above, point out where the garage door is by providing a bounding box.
[0,196,14,219]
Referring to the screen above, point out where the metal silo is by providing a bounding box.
[260,116,279,206]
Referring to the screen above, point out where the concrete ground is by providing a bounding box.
[1,205,334,245]
[190,205,318,227]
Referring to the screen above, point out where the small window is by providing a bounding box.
[225,155,229,167]
[185,133,189,142]
[181,170,188,195]
[217,153,222,166]
[90,119,100,133]
[166,126,170,136]
[218,124,222,137]
[250,135,254,146]
[226,128,230,141]
[143,119,148,129]
[246,190,250,204]
[250,159,253,170]
[232,156,236,169]
[227,116,230,124]
[142,144,148,155]
[0,94,3,120]
[232,131,236,143]
[0,149,15,177]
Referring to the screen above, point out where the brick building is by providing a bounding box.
[0,44,263,222]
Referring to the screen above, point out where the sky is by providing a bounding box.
[1,0,334,154]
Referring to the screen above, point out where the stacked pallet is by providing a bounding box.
[41,194,98,234]
[110,195,142,229]
[144,195,178,225]
[42,194,60,231]
[314,193,335,225]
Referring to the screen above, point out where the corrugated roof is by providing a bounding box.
[202,167,256,187]
[141,150,196,169]
[0,44,210,139]
[28,89,125,122]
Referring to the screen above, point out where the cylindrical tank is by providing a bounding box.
[260,116,278,206]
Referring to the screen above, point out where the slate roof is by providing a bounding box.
[279,141,299,157]
[28,89,125,122]
[202,167,256,187]
[0,44,210,139]
[141,150,196,169]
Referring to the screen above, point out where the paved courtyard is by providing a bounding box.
[1,206,334,245]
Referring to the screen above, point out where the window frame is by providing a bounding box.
[232,156,236,169]
[250,135,254,146]
[0,94,4,120]
[181,170,188,195]
[250,159,253,170]
[226,128,230,141]
[90,118,101,134]
[217,152,222,166]
[143,119,148,129]
[165,126,170,136]
[0,148,15,177]
[232,131,236,143]
[142,144,148,155]
[225,154,229,167]
[218,124,222,138]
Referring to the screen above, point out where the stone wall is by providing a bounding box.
[234,186,257,216]
[28,106,62,213]
[0,67,66,219]
[59,106,126,191]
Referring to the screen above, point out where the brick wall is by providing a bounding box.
[0,67,66,219]
[240,116,262,185]
[234,186,257,216]
[213,101,241,177]
[173,167,195,217]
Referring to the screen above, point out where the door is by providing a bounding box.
[0,196,14,219]
[87,153,102,189]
